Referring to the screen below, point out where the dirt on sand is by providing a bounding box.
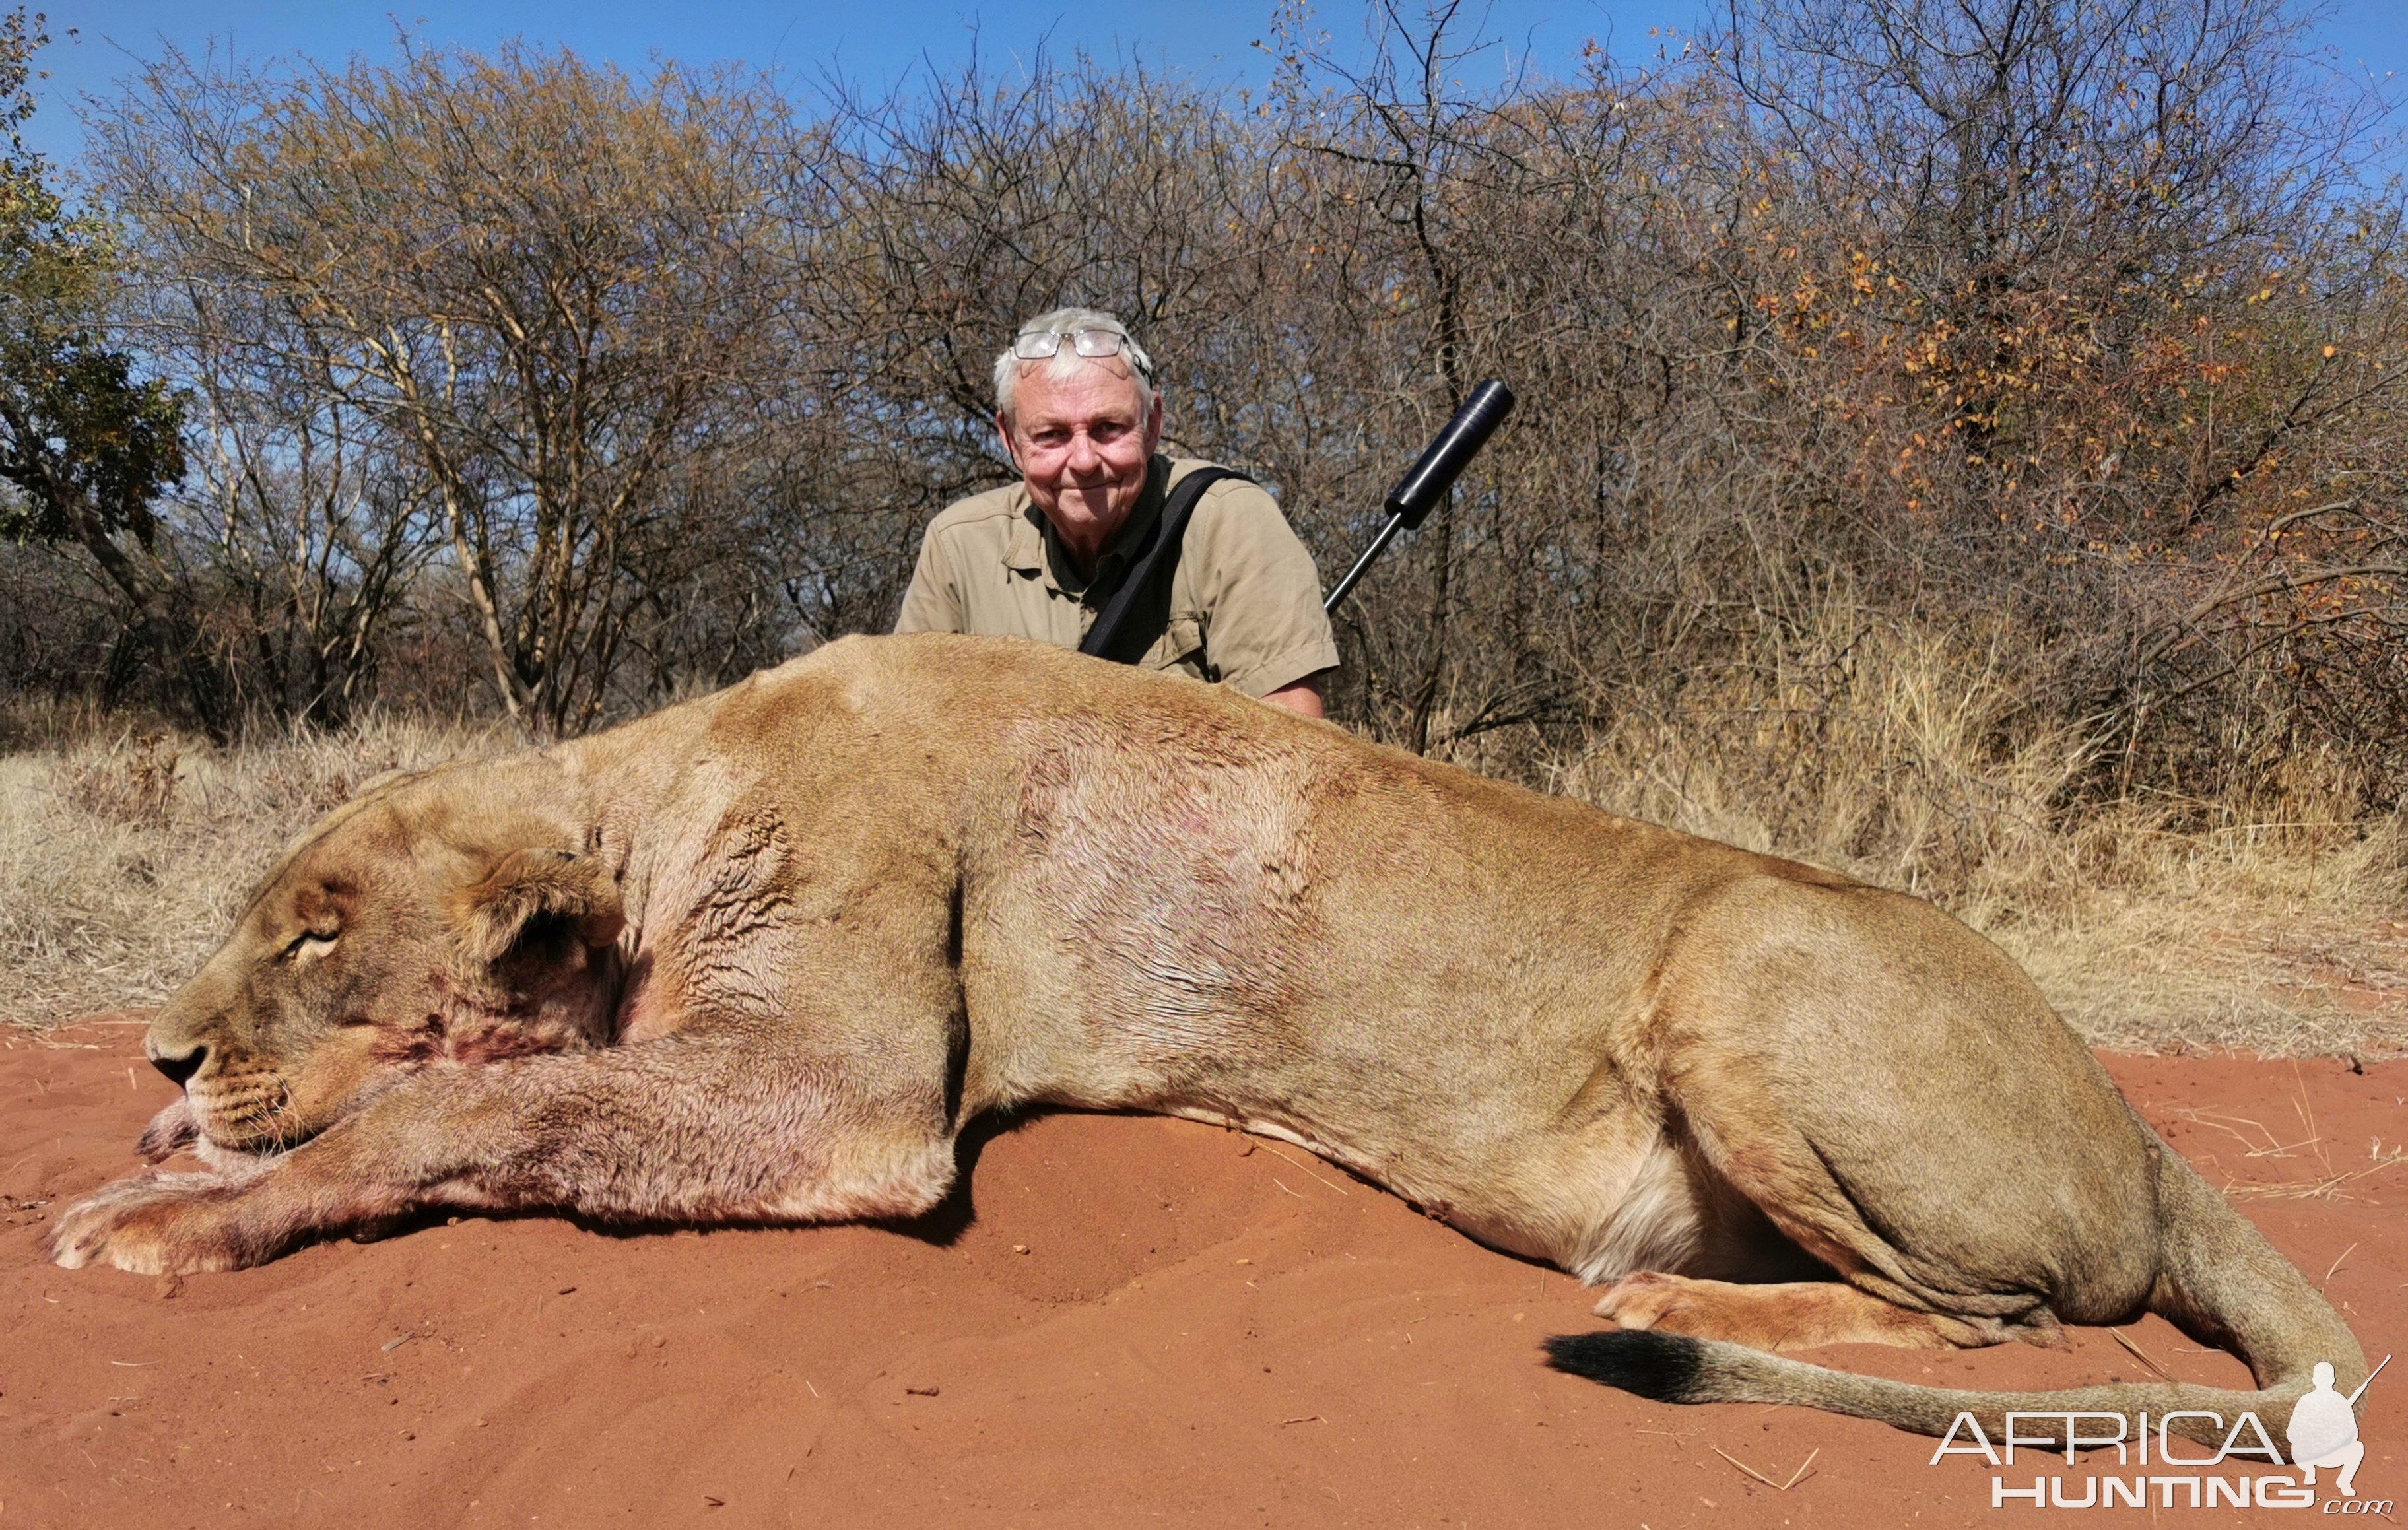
[3,1016,2401,1529]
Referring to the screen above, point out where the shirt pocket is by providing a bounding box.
[1141,615,1207,675]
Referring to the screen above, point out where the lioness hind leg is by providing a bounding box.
[1643,882,2164,1343]
[1593,1271,1993,1353]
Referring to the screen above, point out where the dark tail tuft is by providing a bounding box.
[1543,1330,1710,1402]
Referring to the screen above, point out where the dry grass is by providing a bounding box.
[4,636,2403,1056]
[1529,611,2408,1058]
[0,714,502,1025]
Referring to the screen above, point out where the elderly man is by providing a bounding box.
[894,308,1337,717]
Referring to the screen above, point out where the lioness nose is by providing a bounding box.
[149,1043,207,1088]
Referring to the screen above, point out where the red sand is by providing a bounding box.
[3,1017,2401,1528]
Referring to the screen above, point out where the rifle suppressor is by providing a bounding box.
[1324,379,1516,615]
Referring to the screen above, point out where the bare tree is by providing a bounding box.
[94,38,793,734]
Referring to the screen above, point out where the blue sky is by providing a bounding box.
[17,0,2408,171]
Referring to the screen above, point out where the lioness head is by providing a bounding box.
[139,783,626,1164]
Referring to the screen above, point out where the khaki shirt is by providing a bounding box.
[894,456,1339,698]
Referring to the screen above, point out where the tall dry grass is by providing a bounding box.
[1525,609,2407,1056]
[0,712,502,1024]
[3,642,2401,1055]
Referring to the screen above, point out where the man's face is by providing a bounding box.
[998,358,1164,559]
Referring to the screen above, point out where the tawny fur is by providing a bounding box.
[48,634,2364,1444]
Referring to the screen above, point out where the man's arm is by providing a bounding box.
[892,523,967,634]
[1182,479,1341,706]
[1263,674,1327,719]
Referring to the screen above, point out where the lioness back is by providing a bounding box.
[692,636,1930,1262]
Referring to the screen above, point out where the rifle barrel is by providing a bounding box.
[1322,511,1405,615]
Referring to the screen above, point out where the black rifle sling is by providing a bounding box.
[1077,462,1250,665]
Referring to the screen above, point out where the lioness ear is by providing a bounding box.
[451,848,625,966]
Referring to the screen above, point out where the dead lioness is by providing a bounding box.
[51,633,2364,1446]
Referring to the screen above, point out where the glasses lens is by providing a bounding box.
[1068,329,1125,359]
[1011,332,1063,360]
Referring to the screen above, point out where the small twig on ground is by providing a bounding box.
[2110,1327,2172,1379]
[9,1029,103,1050]
[2177,1110,2281,1155]
[1255,1143,1352,1196]
[2245,1137,2325,1160]
[2227,1150,2407,1201]
[2324,1243,2359,1286]
[2293,1060,2333,1176]
[1713,1446,1818,1492]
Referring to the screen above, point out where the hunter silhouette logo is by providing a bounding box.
[2291,1358,2382,1497]
[1926,1354,2389,1512]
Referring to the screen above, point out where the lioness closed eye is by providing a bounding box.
[53,633,2366,1447]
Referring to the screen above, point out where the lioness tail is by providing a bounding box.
[1545,1135,2368,1448]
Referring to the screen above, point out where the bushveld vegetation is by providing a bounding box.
[1,0,2402,1049]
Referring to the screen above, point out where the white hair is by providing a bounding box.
[993,306,1157,419]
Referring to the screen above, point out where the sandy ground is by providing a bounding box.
[3,1016,2401,1529]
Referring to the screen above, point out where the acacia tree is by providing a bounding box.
[1708,0,2408,794]
[97,168,446,727]
[95,40,791,734]
[0,9,195,719]
[170,322,442,728]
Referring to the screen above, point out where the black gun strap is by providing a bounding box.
[1077,462,1250,665]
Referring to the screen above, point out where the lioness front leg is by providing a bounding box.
[49,1028,959,1275]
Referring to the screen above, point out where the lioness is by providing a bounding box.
[51,634,2364,1445]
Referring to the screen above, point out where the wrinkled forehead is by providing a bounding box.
[235,797,434,929]
[1006,354,1154,428]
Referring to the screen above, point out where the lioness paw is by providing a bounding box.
[47,1171,259,1275]
[136,1097,199,1164]
[1592,1270,1692,1332]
